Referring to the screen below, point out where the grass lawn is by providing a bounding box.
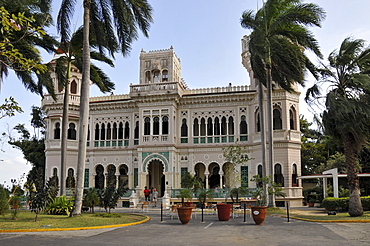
[0,210,147,231]
[288,211,370,221]
[266,207,370,222]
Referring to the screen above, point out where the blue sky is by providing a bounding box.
[1,0,370,187]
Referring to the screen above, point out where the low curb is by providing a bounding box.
[284,215,370,223]
[0,214,150,233]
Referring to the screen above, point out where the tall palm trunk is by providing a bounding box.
[72,0,91,216]
[257,79,268,203]
[344,135,363,216]
[60,61,71,196]
[266,64,275,207]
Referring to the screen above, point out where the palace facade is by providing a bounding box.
[42,36,303,206]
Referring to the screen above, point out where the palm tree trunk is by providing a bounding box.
[60,61,71,196]
[344,135,363,216]
[257,79,268,203]
[72,0,91,216]
[266,65,275,207]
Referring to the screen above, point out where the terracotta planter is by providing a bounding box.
[308,203,314,207]
[216,203,231,221]
[177,207,193,225]
[251,206,267,225]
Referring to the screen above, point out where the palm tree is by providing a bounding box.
[1,0,57,96]
[53,26,115,196]
[240,0,325,206]
[57,0,153,215]
[306,37,370,216]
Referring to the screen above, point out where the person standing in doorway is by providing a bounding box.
[144,186,150,201]
[152,188,158,207]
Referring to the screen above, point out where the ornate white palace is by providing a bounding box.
[42,36,303,206]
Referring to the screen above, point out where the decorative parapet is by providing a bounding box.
[42,94,80,106]
[130,81,185,96]
[251,130,301,143]
[184,85,251,95]
[90,94,131,102]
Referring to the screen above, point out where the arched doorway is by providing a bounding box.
[147,160,165,196]
[208,163,220,189]
[95,165,105,189]
[119,164,129,188]
[107,164,117,188]
[194,163,206,188]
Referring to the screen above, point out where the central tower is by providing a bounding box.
[139,46,182,84]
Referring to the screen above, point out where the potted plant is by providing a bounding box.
[218,141,252,221]
[196,188,214,222]
[250,175,286,225]
[308,198,316,207]
[176,189,193,224]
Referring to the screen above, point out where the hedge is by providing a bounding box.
[322,196,370,211]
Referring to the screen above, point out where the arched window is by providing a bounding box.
[54,122,61,139]
[162,116,169,135]
[106,123,111,140]
[153,116,160,135]
[240,115,247,134]
[193,118,199,136]
[144,117,150,135]
[95,123,100,140]
[214,117,220,135]
[118,122,123,139]
[153,70,160,83]
[273,109,282,130]
[207,117,213,136]
[66,168,75,188]
[124,122,130,139]
[257,164,263,187]
[228,116,234,135]
[162,70,168,82]
[181,119,188,137]
[134,121,139,139]
[292,164,298,187]
[51,167,59,187]
[68,123,77,140]
[70,80,77,94]
[274,164,284,187]
[290,108,296,130]
[256,111,261,132]
[112,123,117,139]
[100,123,106,140]
[221,117,227,135]
[200,118,206,136]
[145,71,151,83]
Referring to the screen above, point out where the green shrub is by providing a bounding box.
[361,196,370,210]
[322,196,370,212]
[47,196,73,216]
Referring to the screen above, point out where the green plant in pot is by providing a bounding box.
[250,175,286,225]
[180,172,202,207]
[196,188,214,222]
[219,141,252,221]
[176,189,193,225]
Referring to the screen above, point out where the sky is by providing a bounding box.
[1,0,370,188]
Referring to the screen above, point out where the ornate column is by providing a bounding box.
[205,171,210,189]
[104,172,108,188]
[219,171,224,189]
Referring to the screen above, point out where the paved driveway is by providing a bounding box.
[1,210,370,246]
